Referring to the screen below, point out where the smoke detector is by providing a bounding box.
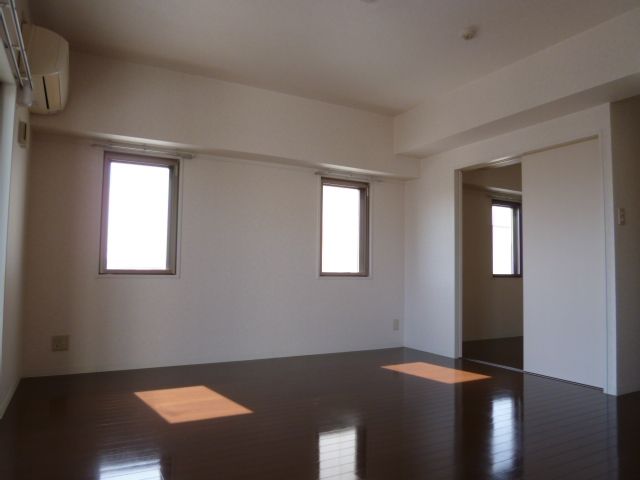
[461,26,478,41]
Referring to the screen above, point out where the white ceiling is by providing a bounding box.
[29,0,639,115]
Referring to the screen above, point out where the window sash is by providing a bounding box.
[99,151,179,275]
[491,200,522,277]
[320,177,370,277]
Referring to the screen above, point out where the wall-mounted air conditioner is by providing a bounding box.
[23,24,69,114]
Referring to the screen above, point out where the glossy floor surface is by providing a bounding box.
[1,348,638,479]
[463,336,524,370]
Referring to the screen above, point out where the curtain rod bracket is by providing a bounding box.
[91,141,195,160]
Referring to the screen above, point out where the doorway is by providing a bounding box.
[461,162,523,370]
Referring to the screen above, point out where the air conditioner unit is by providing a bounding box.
[23,24,69,114]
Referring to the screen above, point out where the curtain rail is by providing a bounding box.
[0,0,33,90]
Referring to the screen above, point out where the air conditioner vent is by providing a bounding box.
[23,24,69,114]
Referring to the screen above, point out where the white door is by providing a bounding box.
[522,138,605,388]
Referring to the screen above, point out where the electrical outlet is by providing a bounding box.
[393,319,400,331]
[51,335,70,352]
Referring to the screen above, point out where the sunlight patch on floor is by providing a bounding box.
[382,362,490,384]
[135,385,252,423]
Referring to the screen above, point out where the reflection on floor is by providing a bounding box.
[99,458,162,480]
[463,336,523,370]
[1,347,639,479]
[318,426,365,480]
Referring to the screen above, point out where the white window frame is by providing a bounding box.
[319,177,370,277]
[99,151,180,275]
[491,199,522,277]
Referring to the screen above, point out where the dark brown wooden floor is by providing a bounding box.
[463,336,524,370]
[1,347,638,479]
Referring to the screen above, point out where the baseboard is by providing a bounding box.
[615,382,640,397]
[23,343,406,378]
[0,378,20,419]
[462,335,523,343]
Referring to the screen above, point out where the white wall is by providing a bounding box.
[22,135,405,377]
[404,105,614,390]
[0,104,29,416]
[462,164,523,341]
[0,0,31,419]
[610,95,640,395]
[522,139,605,388]
[30,52,419,179]
[0,86,15,415]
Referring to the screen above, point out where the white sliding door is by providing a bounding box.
[522,138,605,388]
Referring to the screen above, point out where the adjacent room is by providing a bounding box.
[462,163,523,370]
[0,1,639,479]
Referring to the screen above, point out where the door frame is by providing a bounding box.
[454,158,522,359]
[453,135,616,394]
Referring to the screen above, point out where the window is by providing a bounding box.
[320,178,369,276]
[491,200,522,276]
[100,152,179,274]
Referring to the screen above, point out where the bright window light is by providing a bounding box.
[321,179,369,276]
[322,186,360,273]
[106,163,169,270]
[100,153,179,274]
[492,202,521,276]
